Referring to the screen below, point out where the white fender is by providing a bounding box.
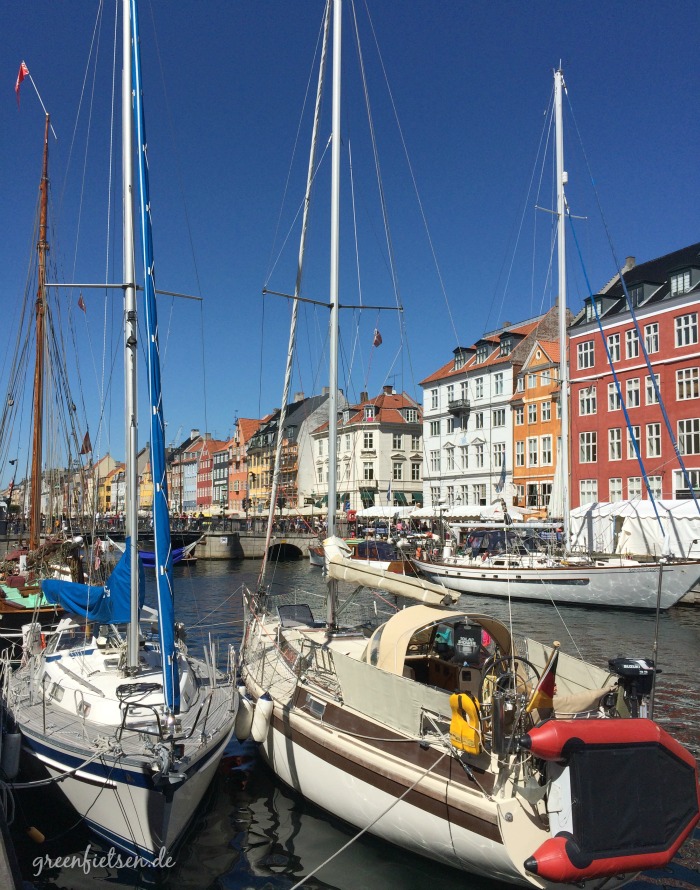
[251,692,273,744]
[234,693,255,741]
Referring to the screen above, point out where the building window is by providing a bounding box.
[528,404,537,424]
[674,468,700,499]
[476,344,489,363]
[445,446,455,471]
[609,428,622,461]
[675,313,698,346]
[579,386,597,415]
[628,477,642,499]
[541,435,552,465]
[541,400,551,422]
[494,372,504,396]
[585,299,601,322]
[363,462,374,481]
[363,432,374,449]
[475,377,484,399]
[515,406,524,425]
[645,374,660,405]
[492,408,505,427]
[644,322,659,354]
[411,462,421,481]
[671,270,691,296]
[459,445,468,469]
[454,351,466,370]
[446,417,455,433]
[625,328,639,359]
[577,340,594,369]
[609,477,622,501]
[475,444,484,468]
[625,378,640,408]
[579,431,597,463]
[646,423,661,459]
[430,389,438,410]
[580,479,598,505]
[607,333,620,363]
[627,426,641,460]
[516,377,524,392]
[515,441,525,467]
[430,451,440,472]
[527,437,538,466]
[527,373,537,389]
[393,462,403,481]
[648,476,662,499]
[411,434,421,450]
[475,412,484,429]
[629,284,644,307]
[473,483,486,506]
[446,384,454,403]
[364,406,375,421]
[500,337,512,356]
[678,418,700,455]
[493,442,505,467]
[429,420,440,437]
[404,408,418,423]
[608,383,621,411]
[677,367,699,400]
[392,433,403,449]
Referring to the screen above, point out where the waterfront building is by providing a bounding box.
[569,243,700,506]
[228,418,260,516]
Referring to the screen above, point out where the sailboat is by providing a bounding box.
[2,0,236,862]
[241,13,698,887]
[0,114,89,647]
[411,69,700,611]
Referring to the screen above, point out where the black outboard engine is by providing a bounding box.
[608,657,658,718]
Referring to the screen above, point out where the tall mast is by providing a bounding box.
[326,0,341,629]
[555,68,570,546]
[29,113,50,552]
[123,0,140,670]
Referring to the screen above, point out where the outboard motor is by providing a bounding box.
[608,657,657,718]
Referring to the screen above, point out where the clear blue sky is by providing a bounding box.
[1,1,698,480]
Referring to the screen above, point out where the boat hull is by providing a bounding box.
[19,719,232,863]
[412,557,700,609]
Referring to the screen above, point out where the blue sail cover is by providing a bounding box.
[131,0,179,713]
[41,537,145,623]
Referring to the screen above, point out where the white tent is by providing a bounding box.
[569,500,700,558]
[356,505,414,520]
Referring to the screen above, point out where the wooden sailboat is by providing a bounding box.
[241,16,698,887]
[2,0,236,862]
[411,69,700,611]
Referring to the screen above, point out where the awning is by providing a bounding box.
[394,491,408,506]
[411,491,424,504]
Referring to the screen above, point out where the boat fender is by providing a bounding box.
[1,731,21,780]
[449,692,481,755]
[251,692,273,744]
[234,693,255,742]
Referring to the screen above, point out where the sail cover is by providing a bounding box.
[41,537,145,623]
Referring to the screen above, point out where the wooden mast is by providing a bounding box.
[29,113,50,552]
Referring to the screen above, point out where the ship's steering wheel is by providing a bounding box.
[479,654,541,706]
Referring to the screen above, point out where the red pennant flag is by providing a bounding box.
[373,328,382,347]
[78,293,86,312]
[80,431,92,455]
[15,61,29,107]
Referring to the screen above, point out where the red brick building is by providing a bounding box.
[569,243,700,507]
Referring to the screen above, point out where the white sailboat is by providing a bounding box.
[241,14,698,887]
[2,0,236,862]
[411,69,700,611]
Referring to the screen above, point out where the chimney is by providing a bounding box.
[383,384,393,395]
[190,429,200,440]
[293,391,304,402]
[360,391,368,403]
[624,256,636,271]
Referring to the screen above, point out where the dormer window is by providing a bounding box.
[671,270,691,296]
[628,284,644,307]
[404,408,417,423]
[585,299,602,322]
[500,337,512,356]
[342,409,350,424]
[364,406,375,421]
[476,344,489,363]
[454,349,467,370]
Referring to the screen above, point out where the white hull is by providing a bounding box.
[261,712,522,884]
[20,721,230,861]
[413,556,699,609]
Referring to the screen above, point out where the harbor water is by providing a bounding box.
[10,558,700,889]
